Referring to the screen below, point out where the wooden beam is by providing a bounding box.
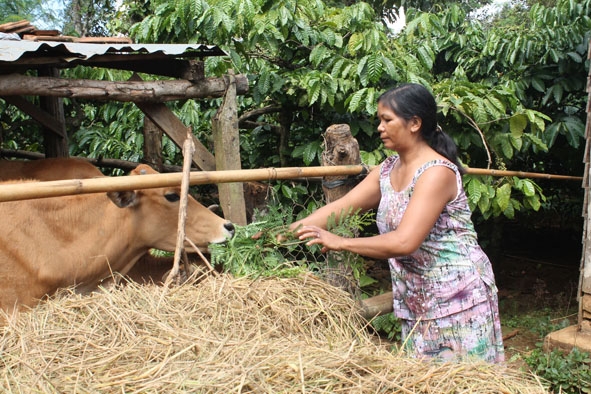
[0,73,249,102]
[129,73,215,171]
[136,101,215,171]
[1,96,65,137]
[80,57,205,81]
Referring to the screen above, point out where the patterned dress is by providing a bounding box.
[376,155,504,363]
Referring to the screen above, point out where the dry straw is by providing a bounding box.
[0,272,546,393]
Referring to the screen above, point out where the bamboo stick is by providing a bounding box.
[0,166,363,202]
[0,165,583,203]
[465,167,583,181]
[167,130,195,285]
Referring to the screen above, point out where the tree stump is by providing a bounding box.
[321,124,362,297]
[321,124,361,201]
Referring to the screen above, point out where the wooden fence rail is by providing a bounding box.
[0,165,582,203]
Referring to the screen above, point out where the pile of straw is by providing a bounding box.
[0,273,546,393]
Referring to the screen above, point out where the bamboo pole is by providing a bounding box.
[0,165,583,203]
[465,167,582,181]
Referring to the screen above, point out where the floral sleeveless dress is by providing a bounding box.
[376,155,504,363]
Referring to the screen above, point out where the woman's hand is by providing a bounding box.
[295,225,344,253]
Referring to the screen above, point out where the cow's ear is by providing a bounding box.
[107,190,138,208]
[132,164,155,175]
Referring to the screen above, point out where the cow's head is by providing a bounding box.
[106,164,234,251]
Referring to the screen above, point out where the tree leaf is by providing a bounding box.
[495,183,512,212]
[520,179,536,197]
[509,114,528,134]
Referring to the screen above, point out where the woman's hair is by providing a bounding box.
[378,83,465,174]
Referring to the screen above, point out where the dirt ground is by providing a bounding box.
[492,222,582,365]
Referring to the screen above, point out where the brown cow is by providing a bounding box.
[0,157,104,181]
[0,162,235,313]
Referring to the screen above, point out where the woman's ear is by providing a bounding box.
[410,116,422,133]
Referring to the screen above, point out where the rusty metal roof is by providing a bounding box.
[0,40,227,65]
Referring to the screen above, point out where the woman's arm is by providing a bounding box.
[297,165,457,258]
[289,166,382,231]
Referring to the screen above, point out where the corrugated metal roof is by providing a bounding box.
[0,40,227,64]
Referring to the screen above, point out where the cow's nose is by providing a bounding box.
[224,222,235,237]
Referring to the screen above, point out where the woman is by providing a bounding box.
[291,83,504,363]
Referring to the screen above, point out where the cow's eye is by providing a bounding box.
[165,193,180,202]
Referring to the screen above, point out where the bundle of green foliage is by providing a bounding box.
[209,203,374,283]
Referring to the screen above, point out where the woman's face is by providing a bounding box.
[377,101,414,151]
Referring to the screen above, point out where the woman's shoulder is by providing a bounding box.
[413,158,462,200]
[416,158,458,178]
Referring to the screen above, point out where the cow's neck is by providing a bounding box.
[41,194,150,292]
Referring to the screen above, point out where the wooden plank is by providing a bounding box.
[212,72,247,225]
[32,30,61,36]
[0,20,31,32]
[23,34,74,42]
[11,26,36,34]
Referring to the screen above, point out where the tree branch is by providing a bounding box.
[239,105,282,122]
[451,106,493,170]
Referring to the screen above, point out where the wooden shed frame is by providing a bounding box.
[0,40,249,225]
[544,41,591,353]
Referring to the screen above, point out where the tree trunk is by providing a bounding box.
[320,124,362,297]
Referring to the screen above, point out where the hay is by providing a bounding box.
[0,273,546,393]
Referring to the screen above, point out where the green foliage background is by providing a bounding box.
[1,0,590,222]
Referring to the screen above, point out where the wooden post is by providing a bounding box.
[543,40,591,354]
[143,116,163,172]
[578,41,591,330]
[37,67,68,158]
[212,72,247,226]
[321,124,363,297]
